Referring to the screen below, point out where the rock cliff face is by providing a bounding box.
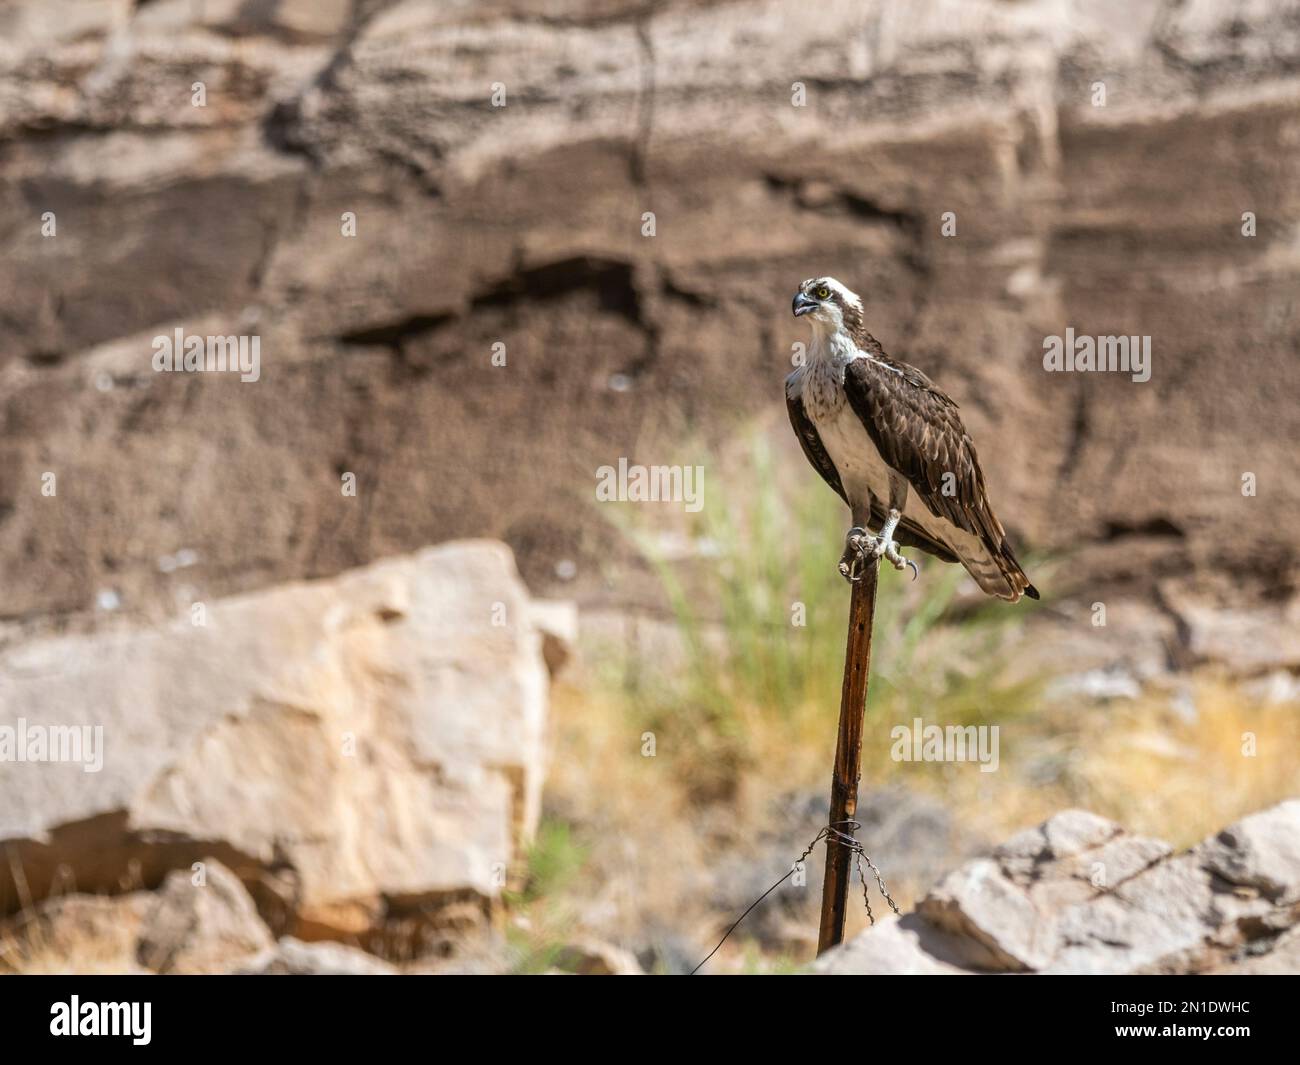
[1,0,1297,620]
[814,800,1300,974]
[0,541,553,946]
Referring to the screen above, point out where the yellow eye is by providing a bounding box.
[815,285,830,300]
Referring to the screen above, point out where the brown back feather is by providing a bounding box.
[841,353,1036,598]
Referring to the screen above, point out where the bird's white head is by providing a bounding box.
[792,276,864,338]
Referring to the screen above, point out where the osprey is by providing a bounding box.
[786,276,1038,603]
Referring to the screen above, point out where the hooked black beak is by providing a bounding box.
[792,292,818,317]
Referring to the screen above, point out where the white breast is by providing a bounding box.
[816,403,894,511]
[789,338,894,512]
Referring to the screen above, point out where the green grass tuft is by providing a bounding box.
[603,429,1045,796]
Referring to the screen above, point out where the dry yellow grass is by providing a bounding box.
[1049,675,1300,847]
[0,896,147,975]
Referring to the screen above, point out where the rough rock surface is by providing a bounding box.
[0,866,402,974]
[0,0,1297,624]
[233,936,398,976]
[813,800,1300,974]
[0,541,554,942]
[136,860,275,974]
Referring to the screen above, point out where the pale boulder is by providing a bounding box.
[0,542,553,942]
[136,860,274,974]
[818,801,1300,975]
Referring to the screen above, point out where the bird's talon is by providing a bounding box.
[880,541,919,581]
[838,526,877,583]
[840,527,924,584]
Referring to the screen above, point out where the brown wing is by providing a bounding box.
[788,381,959,564]
[842,354,1038,600]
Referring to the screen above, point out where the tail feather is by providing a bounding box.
[958,539,1038,603]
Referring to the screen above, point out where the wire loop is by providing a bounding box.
[689,821,898,974]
